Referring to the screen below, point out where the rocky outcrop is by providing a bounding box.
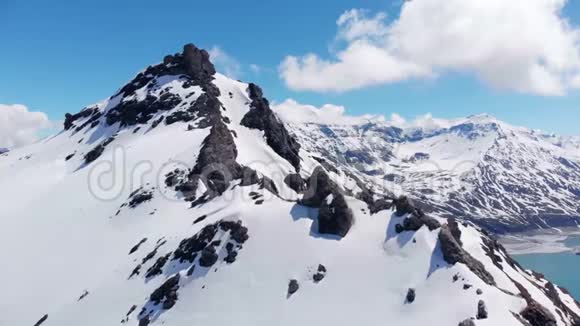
[300,167,354,237]
[394,196,416,216]
[288,279,299,296]
[190,121,241,196]
[458,319,475,326]
[521,302,557,326]
[284,173,306,193]
[241,83,301,171]
[476,300,488,319]
[64,106,101,131]
[149,273,180,309]
[84,136,115,164]
[301,167,341,207]
[318,193,353,237]
[439,224,495,285]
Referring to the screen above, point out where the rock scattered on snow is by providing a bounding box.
[33,314,48,326]
[288,279,299,296]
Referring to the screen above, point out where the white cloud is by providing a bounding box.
[271,98,477,131]
[0,104,54,148]
[209,46,242,78]
[280,0,580,96]
[272,98,385,125]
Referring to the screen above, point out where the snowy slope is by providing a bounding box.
[0,44,578,326]
[285,114,580,233]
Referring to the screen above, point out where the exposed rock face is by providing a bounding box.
[477,300,488,319]
[394,196,415,216]
[521,302,557,326]
[190,121,241,196]
[318,193,354,237]
[149,273,180,309]
[84,136,115,164]
[439,224,495,285]
[103,43,218,128]
[64,106,102,131]
[199,246,219,267]
[458,319,475,326]
[301,167,341,207]
[284,173,306,193]
[241,83,301,171]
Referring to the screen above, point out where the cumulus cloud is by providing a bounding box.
[272,99,385,125]
[272,98,471,131]
[0,104,54,148]
[209,46,242,78]
[280,0,580,95]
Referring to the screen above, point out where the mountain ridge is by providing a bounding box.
[0,43,578,326]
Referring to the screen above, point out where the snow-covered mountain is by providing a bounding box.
[0,44,578,326]
[283,114,580,233]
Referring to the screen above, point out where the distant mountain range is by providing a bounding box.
[284,114,580,233]
[0,44,578,326]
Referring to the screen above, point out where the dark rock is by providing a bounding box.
[193,215,207,224]
[312,156,338,174]
[406,288,416,303]
[284,173,307,193]
[78,289,89,301]
[65,153,75,161]
[259,176,279,195]
[199,246,218,267]
[476,288,483,295]
[458,318,475,326]
[128,188,153,208]
[313,265,327,283]
[84,136,115,164]
[150,274,180,307]
[439,225,495,285]
[129,238,148,255]
[395,223,404,234]
[241,83,301,171]
[476,300,488,319]
[394,196,415,216]
[138,315,150,326]
[318,193,354,238]
[313,273,325,282]
[189,121,241,197]
[301,167,341,207]
[463,284,473,290]
[288,279,299,296]
[145,253,170,278]
[521,302,557,326]
[173,224,217,263]
[447,217,463,245]
[34,314,48,326]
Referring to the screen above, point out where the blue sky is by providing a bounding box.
[1,0,580,135]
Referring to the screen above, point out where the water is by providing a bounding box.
[514,251,580,301]
[563,234,580,247]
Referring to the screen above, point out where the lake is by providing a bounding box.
[513,235,580,301]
